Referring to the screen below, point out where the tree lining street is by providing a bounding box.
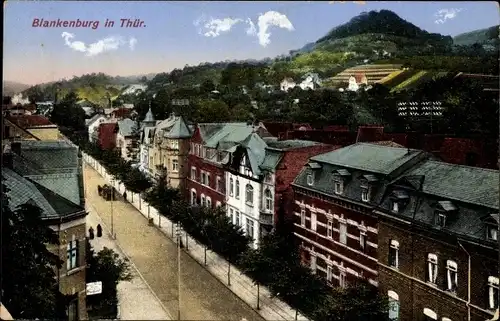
[84,164,264,321]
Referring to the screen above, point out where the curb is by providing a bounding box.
[86,202,174,321]
[84,156,306,321]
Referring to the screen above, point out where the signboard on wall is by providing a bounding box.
[86,281,102,295]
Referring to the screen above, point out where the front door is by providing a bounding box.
[68,298,78,321]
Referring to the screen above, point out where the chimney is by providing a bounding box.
[11,142,21,155]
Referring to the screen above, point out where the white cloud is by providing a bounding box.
[245,18,257,36]
[61,32,137,56]
[129,37,137,50]
[252,11,294,47]
[195,17,243,38]
[194,11,294,47]
[434,8,462,24]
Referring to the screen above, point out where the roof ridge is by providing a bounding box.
[426,159,499,173]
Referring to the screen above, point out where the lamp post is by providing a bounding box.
[176,223,182,321]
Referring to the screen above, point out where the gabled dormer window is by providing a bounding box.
[360,174,378,202]
[485,214,499,242]
[334,180,343,194]
[333,169,350,195]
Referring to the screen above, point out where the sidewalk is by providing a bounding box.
[86,208,172,320]
[83,153,308,321]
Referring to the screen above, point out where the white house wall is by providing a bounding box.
[225,171,262,249]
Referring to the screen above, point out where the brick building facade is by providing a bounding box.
[376,160,498,321]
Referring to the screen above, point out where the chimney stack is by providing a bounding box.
[11,142,21,155]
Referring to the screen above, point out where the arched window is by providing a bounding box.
[190,189,197,205]
[388,291,400,321]
[246,184,254,205]
[236,179,240,199]
[265,189,273,211]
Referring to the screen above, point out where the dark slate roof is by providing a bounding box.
[264,138,322,151]
[260,149,284,172]
[155,114,192,139]
[17,140,79,171]
[406,160,498,209]
[118,118,136,137]
[4,168,83,220]
[310,143,425,175]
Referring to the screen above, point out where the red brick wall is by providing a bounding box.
[186,153,226,208]
[292,191,378,286]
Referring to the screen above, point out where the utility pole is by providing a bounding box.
[110,178,116,239]
[176,223,181,321]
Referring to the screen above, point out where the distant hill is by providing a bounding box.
[453,25,499,46]
[3,81,31,96]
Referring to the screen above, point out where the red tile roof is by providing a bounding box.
[6,115,54,128]
[111,108,133,119]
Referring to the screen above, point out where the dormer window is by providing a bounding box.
[390,190,408,213]
[334,180,343,194]
[333,169,350,195]
[307,174,314,186]
[435,201,457,228]
[487,226,498,241]
[361,187,370,202]
[360,174,377,202]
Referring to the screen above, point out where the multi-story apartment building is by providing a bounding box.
[138,107,160,179]
[225,136,336,248]
[375,160,499,321]
[150,113,192,188]
[291,143,430,288]
[116,118,136,161]
[186,123,270,210]
[3,140,88,321]
[86,114,107,142]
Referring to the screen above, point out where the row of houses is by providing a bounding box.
[106,111,498,321]
[2,117,88,321]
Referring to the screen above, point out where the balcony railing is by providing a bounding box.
[259,211,273,226]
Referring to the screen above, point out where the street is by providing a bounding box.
[84,164,264,321]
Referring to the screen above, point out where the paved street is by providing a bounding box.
[84,164,264,321]
[86,209,172,320]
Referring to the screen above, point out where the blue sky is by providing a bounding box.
[4,1,499,85]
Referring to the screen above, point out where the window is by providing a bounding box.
[216,176,221,192]
[300,209,306,226]
[201,172,205,184]
[195,144,200,156]
[489,276,499,310]
[310,213,317,231]
[170,140,179,149]
[246,219,255,239]
[206,197,212,208]
[388,291,400,321]
[326,264,333,282]
[216,201,221,208]
[339,271,346,288]
[264,174,272,183]
[487,225,498,241]
[436,213,447,227]
[389,240,399,268]
[423,308,437,320]
[236,211,241,226]
[229,208,234,223]
[360,232,367,251]
[392,201,399,213]
[245,184,254,205]
[427,254,438,284]
[229,178,234,196]
[306,174,314,185]
[264,189,273,211]
[327,220,333,238]
[235,179,240,199]
[361,187,370,202]
[446,260,457,292]
[190,190,197,205]
[339,222,347,244]
[191,167,197,179]
[66,239,79,270]
[334,181,343,195]
[206,174,211,187]
[310,254,317,273]
[172,159,178,171]
[201,195,206,207]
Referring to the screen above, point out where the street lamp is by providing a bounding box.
[175,223,182,321]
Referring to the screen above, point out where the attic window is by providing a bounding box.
[438,201,457,212]
[307,173,314,186]
[436,213,447,228]
[336,169,351,177]
[487,226,498,241]
[362,174,378,183]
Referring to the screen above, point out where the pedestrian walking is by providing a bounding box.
[96,224,102,237]
[123,191,127,201]
[97,185,102,196]
[88,226,95,239]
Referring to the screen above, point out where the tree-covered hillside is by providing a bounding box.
[453,25,499,46]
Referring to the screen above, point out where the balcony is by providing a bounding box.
[259,211,273,226]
